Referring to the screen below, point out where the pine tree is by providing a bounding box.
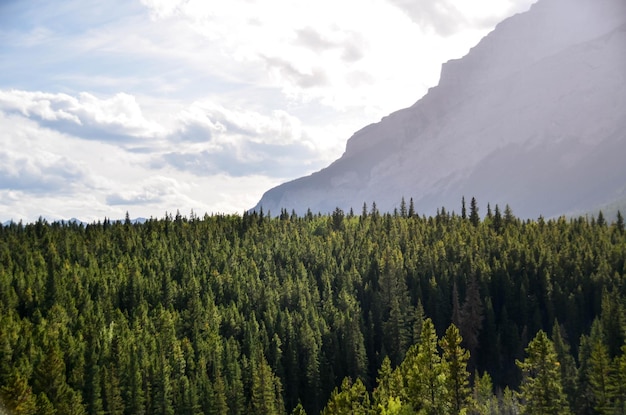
[516,330,571,415]
[403,318,446,414]
[575,335,595,415]
[615,210,624,234]
[291,402,307,415]
[408,198,416,218]
[460,276,483,367]
[440,324,471,414]
[588,326,612,414]
[249,352,284,415]
[379,247,412,365]
[372,356,405,410]
[35,393,56,415]
[551,321,577,412]
[472,371,495,415]
[33,343,71,411]
[0,373,37,415]
[321,377,370,415]
[400,198,408,218]
[462,197,467,220]
[469,197,480,227]
[492,205,503,233]
[611,345,626,414]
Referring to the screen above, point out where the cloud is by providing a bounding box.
[173,101,306,146]
[160,101,324,177]
[295,27,336,53]
[262,56,330,89]
[387,0,536,35]
[161,140,320,178]
[295,27,365,62]
[105,176,185,206]
[0,150,86,194]
[0,89,164,141]
[387,0,466,36]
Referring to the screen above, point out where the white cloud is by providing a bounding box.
[135,0,535,116]
[161,100,326,177]
[0,89,164,139]
[175,101,305,145]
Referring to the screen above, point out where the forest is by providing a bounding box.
[1,198,625,415]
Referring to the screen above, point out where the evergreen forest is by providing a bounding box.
[1,200,626,415]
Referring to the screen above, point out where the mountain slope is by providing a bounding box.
[253,0,626,218]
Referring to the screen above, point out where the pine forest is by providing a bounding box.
[1,200,626,415]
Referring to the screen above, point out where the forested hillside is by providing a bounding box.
[1,201,625,414]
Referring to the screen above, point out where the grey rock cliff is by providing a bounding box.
[253,0,626,218]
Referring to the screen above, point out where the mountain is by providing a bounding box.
[253,0,626,219]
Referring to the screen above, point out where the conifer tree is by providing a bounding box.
[611,345,626,414]
[551,321,577,411]
[472,371,495,415]
[462,197,467,220]
[0,373,37,415]
[291,402,307,415]
[403,318,446,414]
[250,352,285,415]
[615,210,624,234]
[469,197,480,227]
[33,343,71,412]
[460,276,483,367]
[321,377,370,415]
[588,324,612,414]
[440,324,471,414]
[516,330,570,415]
[408,198,416,218]
[575,335,595,415]
[372,356,406,412]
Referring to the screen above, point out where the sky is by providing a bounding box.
[0,0,536,223]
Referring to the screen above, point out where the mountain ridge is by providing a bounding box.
[253,0,626,218]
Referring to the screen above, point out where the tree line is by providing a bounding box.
[0,200,625,414]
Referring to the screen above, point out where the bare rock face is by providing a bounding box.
[253,0,626,218]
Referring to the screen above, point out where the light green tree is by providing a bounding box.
[440,324,471,414]
[516,330,571,415]
[321,377,370,415]
[403,318,446,414]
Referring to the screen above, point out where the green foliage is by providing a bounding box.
[440,324,471,414]
[321,378,370,415]
[403,318,446,414]
[516,331,570,415]
[0,204,625,414]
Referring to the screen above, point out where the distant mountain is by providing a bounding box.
[253,0,626,219]
[1,217,149,227]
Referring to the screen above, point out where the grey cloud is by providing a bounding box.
[263,56,329,88]
[342,43,365,63]
[161,140,322,178]
[176,121,215,142]
[0,152,86,195]
[387,0,467,36]
[296,27,336,52]
[106,192,163,206]
[37,117,144,143]
[105,177,181,206]
[295,27,366,63]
